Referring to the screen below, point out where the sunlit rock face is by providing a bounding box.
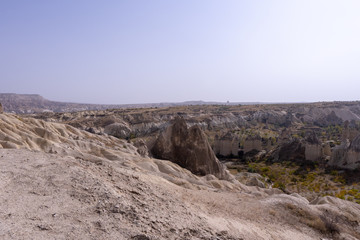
[304,132,322,162]
[104,122,132,139]
[213,132,239,157]
[243,135,263,154]
[329,135,360,169]
[270,132,324,163]
[151,117,232,180]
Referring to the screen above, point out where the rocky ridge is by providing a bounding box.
[30,101,360,170]
[0,93,244,114]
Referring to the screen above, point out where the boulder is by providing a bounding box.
[104,122,132,139]
[133,139,150,158]
[235,172,266,188]
[0,103,3,113]
[151,117,232,180]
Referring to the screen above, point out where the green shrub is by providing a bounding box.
[273,181,286,191]
[335,190,346,199]
[347,189,358,196]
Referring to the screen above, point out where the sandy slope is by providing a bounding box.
[0,113,360,239]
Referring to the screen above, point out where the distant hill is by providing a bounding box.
[0,93,248,114]
[0,93,119,113]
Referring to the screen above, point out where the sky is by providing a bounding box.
[1,0,360,104]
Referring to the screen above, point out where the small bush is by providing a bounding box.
[273,181,285,191]
[335,190,346,199]
[348,189,358,196]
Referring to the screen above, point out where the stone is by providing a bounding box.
[133,139,149,157]
[235,172,266,188]
[0,103,3,113]
[247,176,265,188]
[132,234,150,240]
[104,122,131,139]
[151,117,231,180]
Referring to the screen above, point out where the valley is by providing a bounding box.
[1,98,360,239]
[29,101,360,204]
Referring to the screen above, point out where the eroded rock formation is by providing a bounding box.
[213,132,239,157]
[271,132,324,163]
[133,139,150,157]
[151,117,232,180]
[104,122,132,139]
[0,103,3,113]
[243,134,262,153]
[329,135,360,169]
[304,132,323,162]
[314,111,343,127]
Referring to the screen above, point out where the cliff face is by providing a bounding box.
[213,132,239,157]
[151,117,232,180]
[304,132,323,162]
[243,135,263,153]
[270,133,324,163]
[329,135,360,169]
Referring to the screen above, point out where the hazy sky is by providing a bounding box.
[1,1,360,104]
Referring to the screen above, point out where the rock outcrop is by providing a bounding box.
[271,132,324,163]
[235,172,266,188]
[243,134,262,153]
[0,103,3,113]
[304,132,323,162]
[104,122,132,139]
[272,139,305,162]
[329,135,360,169]
[213,132,239,157]
[314,111,343,127]
[253,110,304,127]
[133,139,150,158]
[151,117,232,180]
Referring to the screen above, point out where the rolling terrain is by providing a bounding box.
[30,101,360,203]
[1,112,360,239]
[0,93,245,114]
[1,96,360,239]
